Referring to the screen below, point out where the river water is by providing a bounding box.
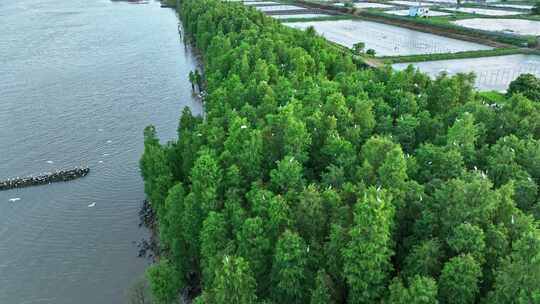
[0,0,201,303]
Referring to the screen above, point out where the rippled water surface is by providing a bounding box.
[0,0,201,303]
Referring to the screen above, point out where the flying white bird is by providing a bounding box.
[8,198,21,202]
[88,202,96,208]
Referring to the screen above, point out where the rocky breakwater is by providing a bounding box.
[0,167,90,191]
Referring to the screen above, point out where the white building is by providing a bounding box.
[408,5,430,16]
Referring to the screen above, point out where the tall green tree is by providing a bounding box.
[212,256,258,304]
[446,112,479,166]
[146,259,181,304]
[191,149,222,215]
[140,125,173,216]
[159,183,190,282]
[438,254,481,304]
[507,74,540,101]
[295,185,327,244]
[270,155,304,194]
[359,136,408,190]
[236,217,271,295]
[271,230,309,304]
[388,275,438,304]
[488,227,540,303]
[200,211,229,288]
[310,270,334,304]
[222,116,263,184]
[446,223,485,261]
[343,187,394,304]
[403,239,444,279]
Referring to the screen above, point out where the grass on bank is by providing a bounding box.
[276,14,353,22]
[381,47,523,63]
[477,90,507,103]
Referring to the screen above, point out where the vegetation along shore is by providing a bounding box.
[139,0,540,303]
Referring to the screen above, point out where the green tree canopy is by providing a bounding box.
[438,254,482,304]
[507,74,540,101]
[212,256,258,304]
[140,0,540,303]
[343,187,394,304]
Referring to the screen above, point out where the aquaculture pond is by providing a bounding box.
[0,0,202,303]
[492,3,534,9]
[389,1,436,6]
[256,4,307,12]
[453,18,540,36]
[243,1,280,5]
[272,13,331,19]
[354,2,395,8]
[284,19,492,56]
[393,54,540,92]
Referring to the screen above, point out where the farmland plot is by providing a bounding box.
[393,54,540,91]
[453,18,540,36]
[284,20,492,56]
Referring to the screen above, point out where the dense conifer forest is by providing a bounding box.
[140,0,540,302]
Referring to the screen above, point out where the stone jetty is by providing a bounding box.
[0,167,90,191]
